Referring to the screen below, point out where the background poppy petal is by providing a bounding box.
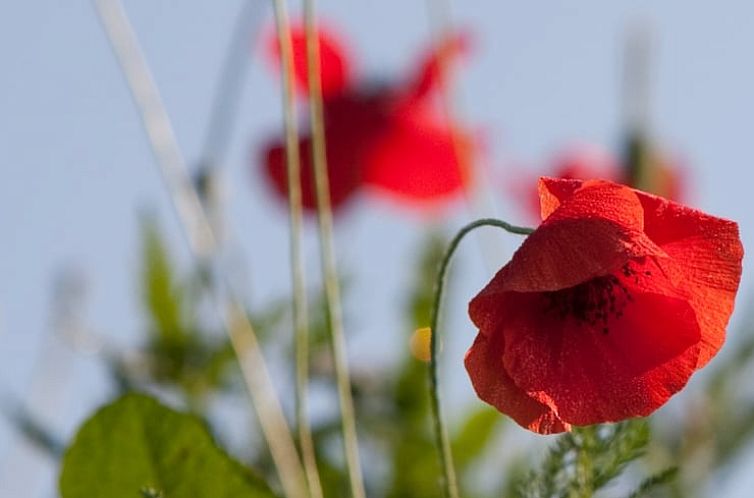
[267,24,351,99]
[406,31,470,104]
[637,191,744,367]
[551,146,619,183]
[261,136,361,212]
[262,139,317,210]
[465,332,569,435]
[362,112,471,207]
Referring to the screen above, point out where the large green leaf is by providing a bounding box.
[59,393,278,498]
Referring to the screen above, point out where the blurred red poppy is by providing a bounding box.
[512,145,618,218]
[511,145,686,221]
[644,151,685,203]
[466,177,742,434]
[261,24,474,214]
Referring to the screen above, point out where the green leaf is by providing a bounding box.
[59,393,277,498]
[140,487,165,498]
[451,406,502,473]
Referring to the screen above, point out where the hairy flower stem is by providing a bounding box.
[92,1,307,497]
[429,219,534,498]
[270,1,323,497]
[303,2,367,498]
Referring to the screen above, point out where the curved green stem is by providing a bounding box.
[303,1,367,497]
[429,218,534,498]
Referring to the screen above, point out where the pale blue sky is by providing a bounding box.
[1,1,753,496]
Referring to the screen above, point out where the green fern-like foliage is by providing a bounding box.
[515,420,675,498]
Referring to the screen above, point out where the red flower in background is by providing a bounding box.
[510,144,686,220]
[548,145,619,181]
[514,145,618,218]
[466,178,742,434]
[261,24,474,214]
[645,151,685,203]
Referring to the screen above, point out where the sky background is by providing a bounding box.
[2,1,754,496]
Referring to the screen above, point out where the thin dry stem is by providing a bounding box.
[270,0,323,496]
[303,1,367,498]
[92,2,307,497]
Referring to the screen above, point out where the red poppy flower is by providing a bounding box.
[260,23,474,214]
[466,177,743,434]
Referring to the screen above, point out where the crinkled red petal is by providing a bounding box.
[635,190,743,367]
[537,177,585,220]
[538,177,743,368]
[469,176,742,429]
[465,332,570,434]
[496,259,701,425]
[478,182,666,294]
[524,147,619,221]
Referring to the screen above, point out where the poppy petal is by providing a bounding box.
[537,177,585,220]
[477,182,666,295]
[362,111,471,207]
[500,271,701,425]
[407,32,470,103]
[636,191,744,367]
[465,332,570,434]
[261,136,361,212]
[263,139,318,210]
[267,24,351,99]
[529,148,619,221]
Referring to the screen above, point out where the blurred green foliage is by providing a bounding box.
[515,421,672,498]
[138,218,239,403]
[2,219,745,497]
[1,398,64,457]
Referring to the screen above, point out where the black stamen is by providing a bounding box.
[542,262,644,334]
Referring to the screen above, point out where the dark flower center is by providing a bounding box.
[542,262,651,334]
